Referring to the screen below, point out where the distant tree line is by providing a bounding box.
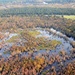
[45,0,75,3]
[0,7,75,17]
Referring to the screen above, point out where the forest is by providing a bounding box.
[0,15,75,39]
[0,7,75,17]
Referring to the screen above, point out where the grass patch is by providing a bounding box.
[37,39,61,50]
[19,29,40,37]
[6,36,19,43]
[64,15,75,20]
[56,15,75,20]
[28,30,40,37]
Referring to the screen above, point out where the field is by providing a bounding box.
[56,15,75,20]
[64,15,75,20]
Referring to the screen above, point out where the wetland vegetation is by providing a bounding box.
[0,2,75,75]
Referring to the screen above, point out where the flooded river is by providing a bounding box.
[0,28,75,59]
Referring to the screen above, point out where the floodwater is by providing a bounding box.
[36,28,73,55]
[19,28,74,59]
[0,33,17,58]
[0,28,74,58]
